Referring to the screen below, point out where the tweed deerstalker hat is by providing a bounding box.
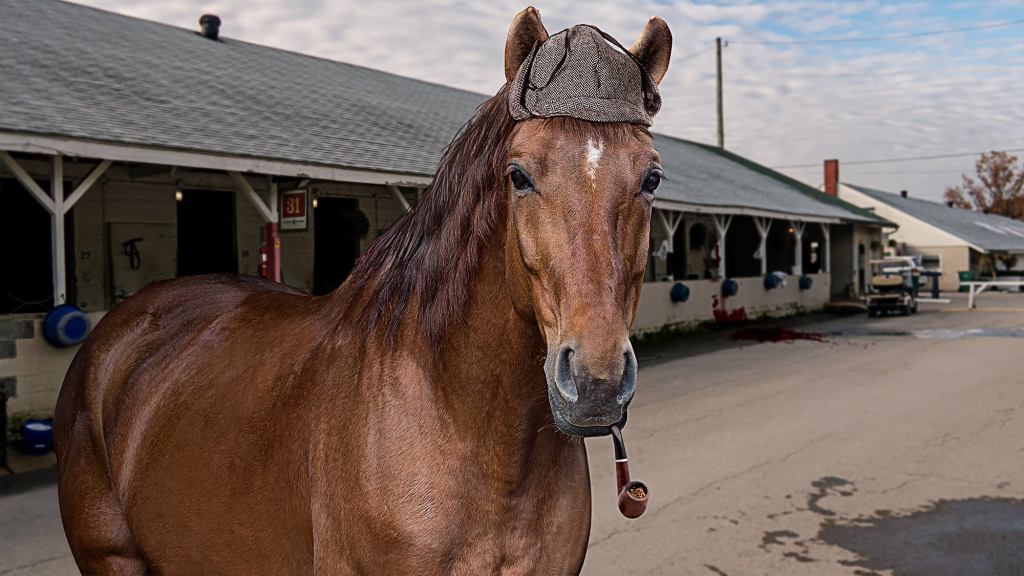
[508,24,662,126]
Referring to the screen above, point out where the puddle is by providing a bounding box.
[819,497,1024,576]
[826,327,1024,340]
[726,326,1024,344]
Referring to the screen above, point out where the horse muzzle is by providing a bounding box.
[544,340,637,437]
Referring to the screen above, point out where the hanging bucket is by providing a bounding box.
[43,305,91,347]
[721,278,739,297]
[670,282,690,303]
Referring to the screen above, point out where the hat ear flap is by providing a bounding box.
[629,17,672,85]
[505,7,549,83]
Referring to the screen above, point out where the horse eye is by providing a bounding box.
[642,170,662,194]
[508,167,533,193]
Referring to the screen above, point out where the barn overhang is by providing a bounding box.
[0,131,432,305]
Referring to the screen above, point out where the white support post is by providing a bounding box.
[64,159,112,209]
[754,217,772,276]
[791,220,806,276]
[387,184,412,213]
[820,223,831,273]
[656,208,684,280]
[0,153,110,306]
[852,228,861,296]
[656,208,683,246]
[51,156,66,305]
[269,180,279,220]
[712,214,733,279]
[0,151,55,213]
[228,171,276,223]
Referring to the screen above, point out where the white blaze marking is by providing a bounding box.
[586,138,604,185]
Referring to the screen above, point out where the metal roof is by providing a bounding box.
[846,183,1024,252]
[0,0,882,225]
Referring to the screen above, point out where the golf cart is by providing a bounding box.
[865,258,919,317]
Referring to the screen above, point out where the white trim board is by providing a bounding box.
[653,198,842,224]
[0,131,433,188]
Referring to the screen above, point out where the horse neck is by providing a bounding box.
[430,214,557,462]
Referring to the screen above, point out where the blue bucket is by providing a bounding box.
[721,278,739,297]
[670,282,690,303]
[43,305,91,347]
[21,418,53,456]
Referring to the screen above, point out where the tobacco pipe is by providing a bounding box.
[610,425,649,518]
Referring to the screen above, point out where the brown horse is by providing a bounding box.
[55,8,672,575]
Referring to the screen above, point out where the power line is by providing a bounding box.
[730,18,1024,46]
[786,168,972,175]
[675,45,715,64]
[773,148,1024,169]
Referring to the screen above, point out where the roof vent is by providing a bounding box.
[199,14,221,41]
[900,190,908,198]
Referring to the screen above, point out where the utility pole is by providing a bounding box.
[716,36,724,149]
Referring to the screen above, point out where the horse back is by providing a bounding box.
[55,274,334,573]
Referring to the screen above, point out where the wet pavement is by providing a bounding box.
[585,292,1024,575]
[819,497,1024,576]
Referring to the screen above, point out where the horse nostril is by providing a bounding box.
[617,346,638,405]
[555,345,578,402]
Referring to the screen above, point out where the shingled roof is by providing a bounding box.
[0,0,484,177]
[653,137,887,224]
[0,0,883,225]
[846,184,1024,253]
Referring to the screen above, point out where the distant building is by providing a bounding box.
[822,160,1024,291]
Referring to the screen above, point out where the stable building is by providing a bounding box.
[1,0,888,420]
[634,139,890,333]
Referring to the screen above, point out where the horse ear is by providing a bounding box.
[504,7,549,83]
[630,17,672,86]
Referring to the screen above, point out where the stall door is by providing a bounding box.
[177,189,237,277]
[313,197,368,295]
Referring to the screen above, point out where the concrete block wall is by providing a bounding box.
[0,312,105,418]
[633,273,831,336]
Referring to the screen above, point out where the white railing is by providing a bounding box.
[961,281,1024,309]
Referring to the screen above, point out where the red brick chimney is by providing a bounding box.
[823,159,839,197]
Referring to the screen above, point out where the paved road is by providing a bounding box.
[584,293,1024,575]
[0,482,73,575]
[3,293,1022,575]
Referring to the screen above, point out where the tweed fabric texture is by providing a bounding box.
[508,25,661,126]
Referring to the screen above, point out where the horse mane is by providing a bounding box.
[346,84,518,348]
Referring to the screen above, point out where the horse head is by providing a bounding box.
[502,8,672,437]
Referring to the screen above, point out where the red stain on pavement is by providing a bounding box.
[730,327,826,343]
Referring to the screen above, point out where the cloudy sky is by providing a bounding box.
[72,0,1024,201]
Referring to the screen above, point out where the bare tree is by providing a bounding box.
[944,151,1024,220]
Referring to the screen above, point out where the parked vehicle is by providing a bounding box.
[865,258,918,317]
